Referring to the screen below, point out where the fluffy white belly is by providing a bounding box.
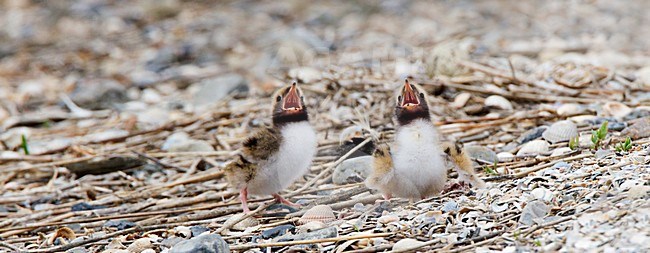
[392,119,446,198]
[248,122,317,195]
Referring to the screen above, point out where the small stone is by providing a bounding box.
[71,202,106,211]
[517,126,547,144]
[278,227,337,242]
[66,247,88,253]
[594,149,614,159]
[169,234,229,253]
[621,117,650,139]
[550,147,572,157]
[261,225,295,239]
[392,238,426,251]
[190,226,210,237]
[332,156,373,185]
[103,220,136,231]
[531,187,553,202]
[451,92,471,109]
[517,140,549,156]
[141,89,162,104]
[464,146,498,163]
[377,215,399,224]
[552,161,571,169]
[442,201,459,212]
[578,135,593,148]
[627,185,650,199]
[519,200,550,226]
[126,238,152,253]
[162,132,214,152]
[70,79,127,110]
[161,237,184,249]
[497,152,514,162]
[556,103,585,116]
[484,95,513,110]
[297,221,327,233]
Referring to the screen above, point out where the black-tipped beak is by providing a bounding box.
[401,79,419,107]
[282,82,302,110]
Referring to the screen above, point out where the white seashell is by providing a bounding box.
[126,238,152,253]
[556,103,585,116]
[497,152,514,162]
[551,147,573,157]
[517,140,550,156]
[451,92,471,109]
[298,205,336,225]
[542,120,578,143]
[484,95,513,110]
[603,102,632,119]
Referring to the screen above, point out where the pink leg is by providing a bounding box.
[240,187,250,213]
[383,193,393,200]
[272,193,301,208]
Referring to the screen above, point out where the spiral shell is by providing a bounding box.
[542,120,578,144]
[298,205,336,225]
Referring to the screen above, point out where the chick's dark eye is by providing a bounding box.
[276,96,282,102]
[419,93,425,98]
[397,95,402,101]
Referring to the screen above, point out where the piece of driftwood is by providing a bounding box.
[64,155,147,176]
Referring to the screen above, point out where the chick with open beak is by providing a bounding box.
[366,79,484,200]
[224,82,317,213]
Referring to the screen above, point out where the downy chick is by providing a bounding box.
[441,142,486,188]
[223,82,317,213]
[365,79,483,200]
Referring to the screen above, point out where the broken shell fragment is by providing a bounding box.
[603,102,632,120]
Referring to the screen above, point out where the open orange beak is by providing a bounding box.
[401,79,419,107]
[282,82,302,111]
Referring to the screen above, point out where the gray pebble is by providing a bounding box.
[170,234,229,253]
[277,227,338,242]
[519,200,550,226]
[332,156,373,185]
